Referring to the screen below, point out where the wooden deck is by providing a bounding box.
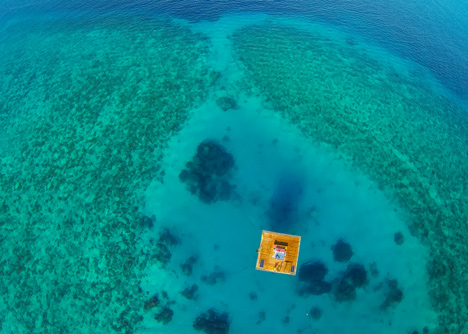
[255,230,301,275]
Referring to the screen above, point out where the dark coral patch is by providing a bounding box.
[331,239,353,262]
[154,307,174,325]
[332,263,368,303]
[181,256,198,276]
[193,309,230,334]
[153,242,172,267]
[343,263,368,288]
[333,279,356,302]
[298,261,332,296]
[152,227,180,267]
[256,311,266,325]
[181,284,199,301]
[140,215,155,229]
[298,261,328,283]
[216,96,237,111]
[179,140,236,204]
[158,227,180,246]
[143,294,159,310]
[201,268,226,285]
[381,279,404,310]
[394,231,404,245]
[309,306,322,320]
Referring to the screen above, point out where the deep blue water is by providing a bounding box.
[1,0,467,99]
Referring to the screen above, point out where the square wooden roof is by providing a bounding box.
[255,230,301,275]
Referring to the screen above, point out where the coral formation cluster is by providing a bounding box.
[193,309,230,334]
[179,140,236,203]
[298,238,404,314]
[0,15,214,333]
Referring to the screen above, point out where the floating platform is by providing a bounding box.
[255,230,301,275]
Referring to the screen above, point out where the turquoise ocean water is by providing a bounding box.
[1,1,468,334]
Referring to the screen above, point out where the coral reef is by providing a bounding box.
[331,239,354,262]
[369,262,380,278]
[298,261,332,296]
[333,279,357,302]
[343,263,368,288]
[299,281,333,296]
[152,241,173,268]
[333,263,368,302]
[193,309,230,334]
[140,215,155,229]
[0,14,213,333]
[154,307,174,325]
[309,306,322,320]
[180,256,198,276]
[179,140,236,204]
[216,96,237,111]
[298,261,328,282]
[201,267,226,285]
[380,279,404,310]
[143,295,159,310]
[180,284,199,300]
[158,227,180,246]
[150,227,181,267]
[394,231,405,245]
[256,311,266,325]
